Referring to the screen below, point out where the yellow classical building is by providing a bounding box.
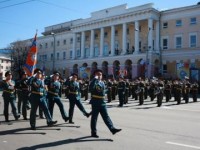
[33,3,200,80]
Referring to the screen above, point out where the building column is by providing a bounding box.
[122,23,127,55]
[134,21,139,53]
[81,31,85,59]
[155,21,160,52]
[72,33,76,59]
[100,27,104,57]
[110,25,115,56]
[148,18,153,52]
[90,29,94,58]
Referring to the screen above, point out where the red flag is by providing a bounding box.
[23,33,38,76]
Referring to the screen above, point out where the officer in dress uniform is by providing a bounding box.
[46,71,69,122]
[164,81,172,102]
[124,79,130,104]
[107,78,113,103]
[18,71,30,120]
[191,82,198,102]
[117,76,126,107]
[89,69,122,138]
[67,73,91,124]
[0,71,20,122]
[29,69,57,130]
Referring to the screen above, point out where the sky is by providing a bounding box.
[0,0,199,49]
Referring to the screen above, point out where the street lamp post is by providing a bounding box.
[51,32,56,72]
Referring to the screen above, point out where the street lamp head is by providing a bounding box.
[51,32,55,35]
[135,28,139,31]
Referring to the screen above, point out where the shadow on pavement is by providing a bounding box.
[17,136,113,150]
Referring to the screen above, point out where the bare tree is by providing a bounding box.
[8,40,29,79]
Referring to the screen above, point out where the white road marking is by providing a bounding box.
[166,141,200,149]
[162,106,200,112]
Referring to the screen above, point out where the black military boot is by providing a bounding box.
[47,120,57,126]
[111,128,122,135]
[91,132,99,138]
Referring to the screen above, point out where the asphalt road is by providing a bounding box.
[0,94,200,150]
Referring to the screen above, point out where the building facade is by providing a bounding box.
[0,52,11,80]
[34,3,200,80]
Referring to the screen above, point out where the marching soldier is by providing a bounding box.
[124,79,130,104]
[67,73,91,124]
[112,79,117,100]
[117,76,126,107]
[156,80,164,107]
[18,71,30,120]
[138,80,145,105]
[182,79,191,103]
[191,82,198,102]
[107,78,113,103]
[164,81,172,102]
[29,69,57,130]
[46,71,69,122]
[0,71,20,122]
[89,69,122,138]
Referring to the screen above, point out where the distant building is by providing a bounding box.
[13,3,200,81]
[0,51,11,80]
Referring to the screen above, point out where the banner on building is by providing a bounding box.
[176,62,190,80]
[79,67,90,79]
[190,69,199,81]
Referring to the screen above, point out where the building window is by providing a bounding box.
[44,55,47,61]
[70,38,73,44]
[51,53,53,60]
[190,34,197,48]
[39,55,42,61]
[115,30,118,36]
[85,36,89,41]
[85,48,90,58]
[139,41,141,52]
[163,64,167,73]
[45,43,48,48]
[95,34,98,39]
[63,52,66,60]
[63,39,66,45]
[1,66,3,69]
[190,17,197,25]
[39,44,43,49]
[176,20,182,27]
[57,52,59,60]
[57,41,60,46]
[139,26,142,32]
[77,37,80,42]
[104,32,107,38]
[163,22,168,29]
[162,38,168,50]
[51,41,54,47]
[175,36,182,49]
[70,50,72,58]
[76,49,80,57]
[127,28,129,35]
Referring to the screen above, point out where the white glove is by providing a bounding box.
[8,86,14,90]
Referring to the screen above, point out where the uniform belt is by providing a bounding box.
[69,91,78,95]
[22,88,29,91]
[118,88,124,89]
[3,90,14,94]
[32,91,43,96]
[92,95,105,99]
[48,91,59,96]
